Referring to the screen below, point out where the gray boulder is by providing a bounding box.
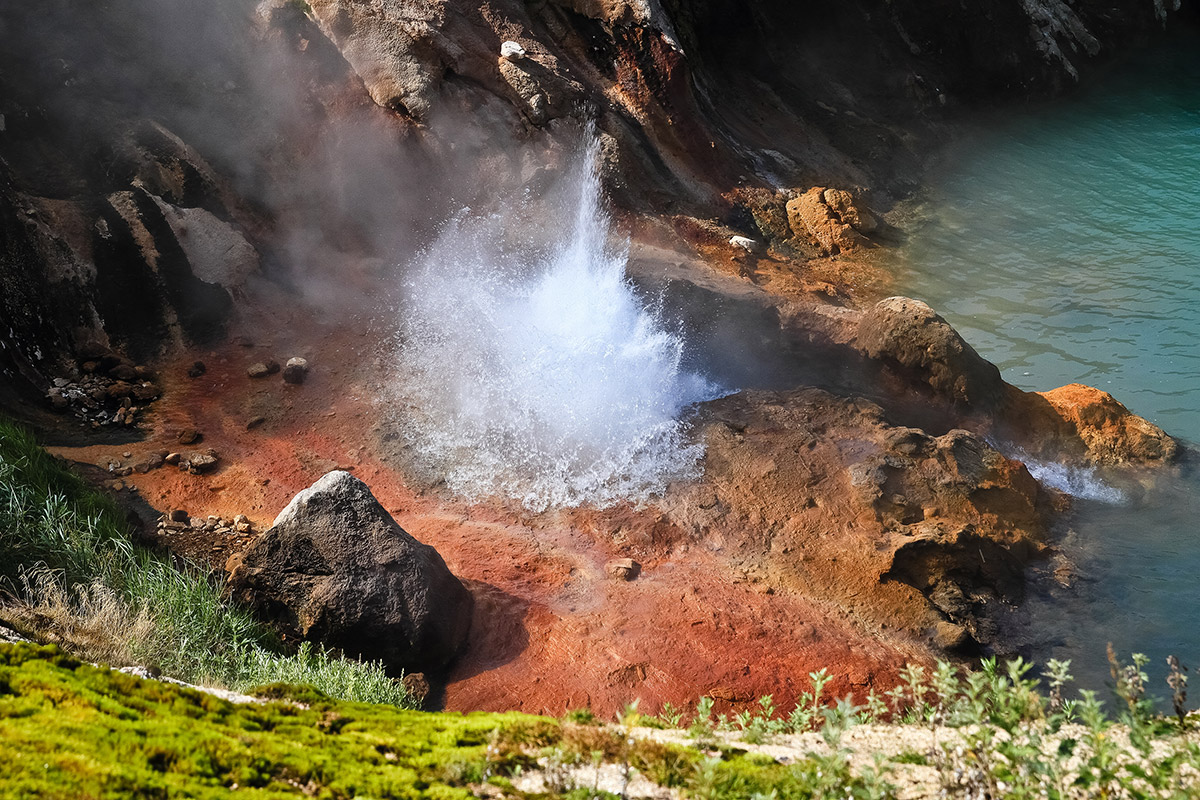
[226,471,473,673]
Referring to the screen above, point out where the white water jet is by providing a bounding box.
[394,138,722,510]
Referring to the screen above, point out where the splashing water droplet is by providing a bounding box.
[393,136,723,510]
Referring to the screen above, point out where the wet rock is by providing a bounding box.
[855,296,1004,410]
[282,357,308,384]
[605,558,641,581]
[225,470,473,673]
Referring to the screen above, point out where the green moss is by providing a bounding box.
[0,642,546,799]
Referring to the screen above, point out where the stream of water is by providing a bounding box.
[895,32,1200,692]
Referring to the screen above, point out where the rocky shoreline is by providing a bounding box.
[0,0,1194,714]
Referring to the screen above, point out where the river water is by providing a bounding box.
[894,32,1200,695]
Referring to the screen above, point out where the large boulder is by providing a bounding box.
[226,471,473,673]
[855,296,1005,410]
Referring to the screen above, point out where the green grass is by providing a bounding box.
[0,418,413,707]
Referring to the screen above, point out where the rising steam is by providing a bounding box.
[394,137,721,510]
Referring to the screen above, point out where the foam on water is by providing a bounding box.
[1021,459,1126,505]
[394,139,722,510]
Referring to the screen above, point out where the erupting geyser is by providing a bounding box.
[394,138,722,510]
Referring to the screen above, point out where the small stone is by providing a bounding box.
[190,517,206,530]
[81,361,99,374]
[933,620,971,650]
[729,235,759,253]
[187,361,207,378]
[48,391,69,409]
[52,378,70,388]
[107,382,135,400]
[234,521,252,533]
[245,416,266,431]
[233,514,249,525]
[282,357,308,384]
[247,362,270,379]
[134,365,156,380]
[169,509,189,523]
[500,40,526,60]
[177,429,201,445]
[187,453,219,474]
[113,466,133,477]
[605,558,641,581]
[165,452,181,465]
[131,382,160,402]
[109,363,138,381]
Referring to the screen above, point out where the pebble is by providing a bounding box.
[283,357,308,384]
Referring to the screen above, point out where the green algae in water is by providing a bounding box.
[894,32,1200,693]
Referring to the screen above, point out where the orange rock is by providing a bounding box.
[785,187,873,255]
[1036,383,1177,465]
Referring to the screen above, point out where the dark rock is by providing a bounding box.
[246,416,266,431]
[282,357,308,384]
[109,363,138,381]
[185,452,218,474]
[169,509,189,523]
[131,382,160,402]
[225,470,473,673]
[187,361,207,378]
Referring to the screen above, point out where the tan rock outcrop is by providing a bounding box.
[785,187,875,255]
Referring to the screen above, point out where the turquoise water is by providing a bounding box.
[895,34,1200,691]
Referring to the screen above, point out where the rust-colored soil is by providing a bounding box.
[44,284,934,717]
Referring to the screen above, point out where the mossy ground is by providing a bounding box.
[0,642,540,799]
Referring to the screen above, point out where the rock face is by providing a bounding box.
[1011,383,1179,465]
[855,297,1005,410]
[663,389,1051,651]
[226,471,473,673]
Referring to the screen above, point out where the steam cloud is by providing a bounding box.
[394,136,722,510]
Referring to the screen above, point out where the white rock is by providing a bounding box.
[500,40,526,61]
[729,235,759,253]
